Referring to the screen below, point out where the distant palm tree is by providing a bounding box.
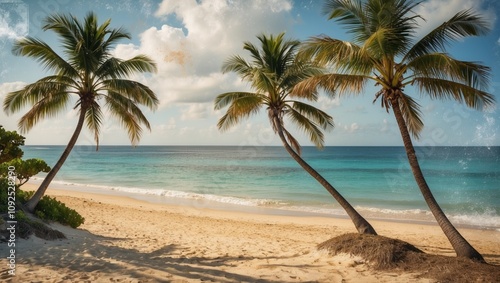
[214,33,376,235]
[3,12,159,212]
[296,0,494,261]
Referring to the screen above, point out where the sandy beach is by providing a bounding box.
[1,183,499,283]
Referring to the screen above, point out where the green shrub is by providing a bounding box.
[0,180,27,213]
[0,186,85,228]
[34,195,85,228]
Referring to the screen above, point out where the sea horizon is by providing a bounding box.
[22,145,500,230]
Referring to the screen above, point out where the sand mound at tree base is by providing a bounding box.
[318,233,500,283]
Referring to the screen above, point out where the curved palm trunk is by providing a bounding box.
[391,99,484,262]
[24,108,87,212]
[272,115,377,235]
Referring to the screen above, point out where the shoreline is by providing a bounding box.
[2,183,499,282]
[24,180,500,231]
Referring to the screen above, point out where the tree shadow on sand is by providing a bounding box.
[6,227,318,283]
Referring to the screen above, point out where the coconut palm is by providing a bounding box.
[295,0,494,261]
[3,12,159,212]
[214,33,376,235]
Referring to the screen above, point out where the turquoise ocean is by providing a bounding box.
[23,146,499,230]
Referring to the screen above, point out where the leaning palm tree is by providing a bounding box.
[214,33,376,235]
[296,0,494,261]
[3,12,159,212]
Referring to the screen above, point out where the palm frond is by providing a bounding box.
[252,68,277,96]
[95,55,157,80]
[42,13,80,52]
[12,37,78,77]
[294,73,368,98]
[300,36,362,67]
[16,91,71,133]
[405,9,490,61]
[397,93,423,139]
[243,41,264,67]
[286,106,326,149]
[101,26,131,52]
[105,91,151,145]
[84,100,103,147]
[413,77,495,110]
[215,92,264,131]
[365,0,421,56]
[407,53,491,91]
[281,64,323,100]
[117,55,157,76]
[288,101,334,131]
[100,79,159,110]
[3,78,73,114]
[323,0,368,43]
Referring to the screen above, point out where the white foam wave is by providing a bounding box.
[357,206,433,216]
[28,178,499,230]
[111,186,286,207]
[449,212,500,230]
[32,178,286,207]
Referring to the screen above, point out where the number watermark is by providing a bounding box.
[6,165,17,276]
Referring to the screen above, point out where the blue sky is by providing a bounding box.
[0,0,499,147]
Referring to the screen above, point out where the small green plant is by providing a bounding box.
[1,188,85,229]
[34,195,85,228]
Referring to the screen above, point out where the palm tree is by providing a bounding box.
[3,12,159,212]
[295,0,494,261]
[214,33,376,235]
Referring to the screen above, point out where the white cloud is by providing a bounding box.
[348,122,359,133]
[380,119,389,133]
[0,1,28,39]
[114,0,294,110]
[413,0,496,38]
[339,122,360,134]
[318,95,341,110]
[180,103,211,120]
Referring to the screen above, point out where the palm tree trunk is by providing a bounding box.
[391,99,484,262]
[272,115,377,235]
[24,108,86,212]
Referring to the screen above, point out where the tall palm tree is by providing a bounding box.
[3,12,159,212]
[214,33,376,235]
[295,0,494,261]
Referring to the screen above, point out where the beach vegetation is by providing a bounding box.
[0,126,24,164]
[296,0,493,261]
[18,191,85,229]
[3,12,159,212]
[0,158,51,186]
[0,127,83,240]
[214,33,376,235]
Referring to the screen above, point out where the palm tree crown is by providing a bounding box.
[297,0,494,138]
[4,12,159,147]
[3,12,158,212]
[215,33,332,153]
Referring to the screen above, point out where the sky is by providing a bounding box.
[0,0,499,147]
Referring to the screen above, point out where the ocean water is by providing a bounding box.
[22,145,500,230]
